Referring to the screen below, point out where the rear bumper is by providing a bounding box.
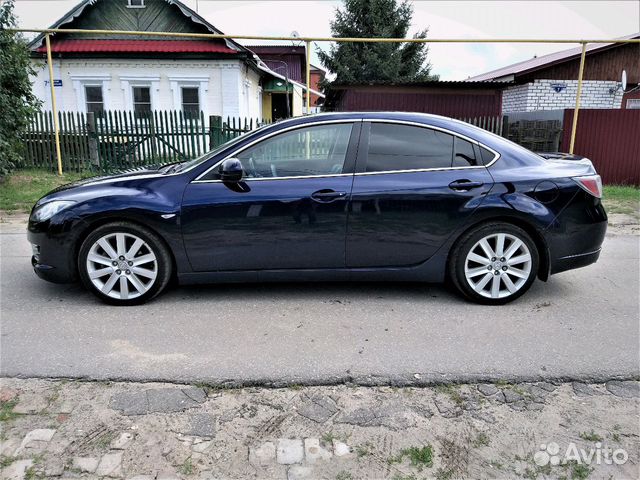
[544,191,607,276]
[551,247,602,275]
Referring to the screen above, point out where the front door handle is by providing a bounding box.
[448,179,484,191]
[311,189,347,203]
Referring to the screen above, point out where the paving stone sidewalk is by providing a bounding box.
[1,378,638,479]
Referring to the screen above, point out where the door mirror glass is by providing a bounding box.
[219,158,244,182]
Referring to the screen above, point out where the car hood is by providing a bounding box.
[47,167,162,195]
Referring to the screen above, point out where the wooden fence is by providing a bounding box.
[20,111,268,173]
[20,111,507,173]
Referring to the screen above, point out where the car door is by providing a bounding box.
[346,121,494,268]
[181,121,361,272]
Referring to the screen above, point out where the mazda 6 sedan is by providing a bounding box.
[28,112,607,305]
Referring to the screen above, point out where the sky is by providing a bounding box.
[11,0,640,80]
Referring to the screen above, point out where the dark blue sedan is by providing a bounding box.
[28,112,607,305]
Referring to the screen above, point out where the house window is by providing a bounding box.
[626,99,640,109]
[133,86,151,115]
[84,85,104,116]
[181,87,200,117]
[127,0,145,8]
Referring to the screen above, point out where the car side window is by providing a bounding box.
[234,123,353,179]
[453,137,478,167]
[366,123,454,172]
[480,146,496,165]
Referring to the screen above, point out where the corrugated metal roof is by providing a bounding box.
[330,80,512,88]
[35,39,236,54]
[468,33,640,81]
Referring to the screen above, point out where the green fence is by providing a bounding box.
[20,111,506,174]
[20,110,269,173]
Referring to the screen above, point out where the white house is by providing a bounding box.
[29,0,322,122]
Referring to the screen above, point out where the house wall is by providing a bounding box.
[31,58,263,122]
[502,79,624,113]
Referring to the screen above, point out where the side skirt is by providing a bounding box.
[177,253,448,285]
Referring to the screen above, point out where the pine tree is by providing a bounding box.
[0,0,41,176]
[317,0,438,85]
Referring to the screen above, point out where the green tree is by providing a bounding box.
[0,0,40,176]
[317,0,438,85]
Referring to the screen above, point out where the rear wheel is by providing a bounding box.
[78,222,172,305]
[449,223,539,305]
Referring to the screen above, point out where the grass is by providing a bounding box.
[388,445,434,471]
[179,456,194,476]
[566,460,593,480]
[435,384,464,406]
[579,430,603,442]
[602,185,640,216]
[471,432,490,448]
[336,471,353,480]
[0,400,20,422]
[0,169,94,212]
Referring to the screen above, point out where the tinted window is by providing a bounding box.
[367,123,453,172]
[453,137,478,167]
[235,123,353,178]
[480,146,496,165]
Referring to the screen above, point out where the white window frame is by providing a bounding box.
[127,0,145,8]
[168,75,209,120]
[120,75,160,113]
[70,74,112,114]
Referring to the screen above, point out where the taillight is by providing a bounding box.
[573,175,602,198]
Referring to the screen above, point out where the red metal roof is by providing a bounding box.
[36,39,237,54]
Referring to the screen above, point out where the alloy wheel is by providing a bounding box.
[464,233,532,299]
[85,232,158,300]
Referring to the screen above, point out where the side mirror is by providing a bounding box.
[219,158,243,182]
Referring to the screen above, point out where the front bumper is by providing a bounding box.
[28,222,78,284]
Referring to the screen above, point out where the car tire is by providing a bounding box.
[78,222,172,306]
[449,222,539,305]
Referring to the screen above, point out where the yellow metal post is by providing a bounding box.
[569,42,587,154]
[305,40,311,115]
[45,33,63,175]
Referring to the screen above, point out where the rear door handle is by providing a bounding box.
[448,179,484,191]
[311,189,347,203]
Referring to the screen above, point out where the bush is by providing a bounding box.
[0,0,41,176]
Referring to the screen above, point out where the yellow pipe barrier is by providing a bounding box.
[569,43,588,155]
[305,40,311,115]
[18,26,638,164]
[44,33,63,176]
[13,28,640,44]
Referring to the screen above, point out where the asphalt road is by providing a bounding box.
[1,223,638,386]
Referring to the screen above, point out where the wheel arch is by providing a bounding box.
[446,214,550,282]
[73,215,179,281]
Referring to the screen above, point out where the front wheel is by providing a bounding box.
[449,223,539,305]
[78,222,172,305]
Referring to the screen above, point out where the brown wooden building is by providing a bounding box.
[325,81,509,118]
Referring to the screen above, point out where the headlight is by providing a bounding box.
[30,200,76,222]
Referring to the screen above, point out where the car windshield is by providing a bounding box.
[160,124,270,174]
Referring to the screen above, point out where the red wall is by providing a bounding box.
[562,109,640,185]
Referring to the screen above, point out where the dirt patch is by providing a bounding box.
[1,378,638,479]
